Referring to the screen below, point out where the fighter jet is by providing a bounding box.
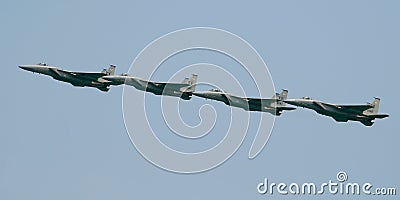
[192,89,296,116]
[19,63,116,92]
[284,97,389,126]
[103,74,198,100]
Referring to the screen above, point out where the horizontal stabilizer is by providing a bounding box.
[333,117,349,122]
[277,106,296,111]
[361,120,374,126]
[369,114,389,119]
[97,87,110,92]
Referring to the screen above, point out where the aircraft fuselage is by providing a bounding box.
[284,99,375,125]
[19,65,110,91]
[104,76,192,100]
[193,91,278,114]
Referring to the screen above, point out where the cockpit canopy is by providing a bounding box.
[302,96,312,100]
[120,73,129,76]
[37,62,48,66]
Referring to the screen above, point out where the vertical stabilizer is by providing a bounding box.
[279,89,288,101]
[363,97,381,115]
[372,97,380,114]
[189,74,198,85]
[181,77,190,84]
[276,89,289,106]
[184,74,198,93]
[179,74,198,100]
[107,65,116,75]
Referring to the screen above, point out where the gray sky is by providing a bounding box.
[1,0,399,199]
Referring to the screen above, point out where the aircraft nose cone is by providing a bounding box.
[284,99,301,106]
[18,65,37,72]
[102,76,113,81]
[192,91,208,98]
[19,65,30,70]
[283,99,294,103]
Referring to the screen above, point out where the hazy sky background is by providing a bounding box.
[1,1,399,199]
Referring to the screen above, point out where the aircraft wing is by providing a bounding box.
[148,82,190,90]
[337,104,373,114]
[69,71,106,81]
[49,68,63,77]
[247,98,276,107]
[312,101,331,110]
[311,101,372,114]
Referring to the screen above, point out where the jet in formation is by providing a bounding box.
[19,63,116,92]
[284,97,389,126]
[193,89,296,116]
[103,74,198,100]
